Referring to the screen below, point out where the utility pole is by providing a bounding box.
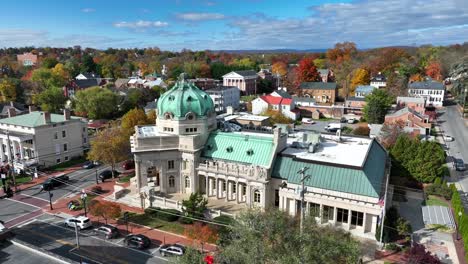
[81,190,87,217]
[47,189,53,210]
[297,167,310,235]
[95,168,99,184]
[74,223,80,249]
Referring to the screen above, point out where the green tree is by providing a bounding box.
[73,87,119,119]
[41,57,58,69]
[363,89,393,124]
[35,86,67,113]
[176,247,205,264]
[87,125,130,177]
[181,192,208,224]
[217,209,360,264]
[81,54,97,74]
[0,79,17,102]
[121,108,151,136]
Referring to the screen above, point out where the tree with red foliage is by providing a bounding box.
[405,243,441,264]
[295,57,320,86]
[102,202,122,224]
[185,222,218,252]
[425,61,443,81]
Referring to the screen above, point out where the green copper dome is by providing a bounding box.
[157,73,214,120]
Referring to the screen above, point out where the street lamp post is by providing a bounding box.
[48,189,53,210]
[458,211,463,240]
[81,191,87,217]
[95,168,99,185]
[297,167,311,264]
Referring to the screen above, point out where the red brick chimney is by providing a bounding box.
[29,105,36,113]
[43,112,51,124]
[63,109,71,120]
[7,108,16,118]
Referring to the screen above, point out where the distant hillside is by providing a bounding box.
[210,49,328,54]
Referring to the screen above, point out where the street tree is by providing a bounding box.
[81,54,97,74]
[185,222,218,252]
[363,89,393,124]
[35,86,67,113]
[425,61,443,81]
[102,202,122,224]
[350,68,370,95]
[89,200,105,223]
[87,125,130,177]
[121,108,152,136]
[272,61,288,77]
[73,87,119,119]
[216,209,360,264]
[181,192,208,224]
[295,57,320,85]
[0,78,17,102]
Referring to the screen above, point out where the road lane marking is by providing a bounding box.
[36,219,169,261]
[4,210,39,225]
[18,193,49,202]
[6,198,41,209]
[151,246,162,255]
[8,211,43,228]
[17,219,37,228]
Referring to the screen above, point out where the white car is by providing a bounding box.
[65,216,92,230]
[301,118,315,125]
[443,135,454,142]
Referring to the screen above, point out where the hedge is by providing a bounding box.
[451,187,468,260]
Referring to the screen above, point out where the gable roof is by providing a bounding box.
[409,81,445,90]
[272,139,387,198]
[0,102,27,116]
[397,96,425,104]
[74,79,99,89]
[202,131,275,167]
[299,82,337,90]
[318,69,330,76]
[355,85,376,94]
[371,72,386,82]
[260,95,292,105]
[0,111,81,127]
[271,90,292,99]
[78,72,101,79]
[223,70,258,78]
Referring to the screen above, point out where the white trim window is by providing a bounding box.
[254,190,261,203]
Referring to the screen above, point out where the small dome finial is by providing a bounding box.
[178,73,188,83]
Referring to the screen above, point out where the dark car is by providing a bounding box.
[42,174,69,191]
[122,160,135,170]
[455,159,466,171]
[124,234,151,249]
[98,170,119,182]
[94,224,120,239]
[82,161,95,169]
[340,117,347,123]
[159,243,186,257]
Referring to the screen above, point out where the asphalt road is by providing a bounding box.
[438,105,468,188]
[0,241,62,264]
[12,214,169,264]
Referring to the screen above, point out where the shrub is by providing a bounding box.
[352,125,370,136]
[425,182,453,200]
[91,186,103,194]
[385,243,399,251]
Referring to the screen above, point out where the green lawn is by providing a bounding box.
[118,173,135,183]
[0,175,32,188]
[426,195,449,207]
[240,95,256,102]
[49,157,87,171]
[125,213,185,235]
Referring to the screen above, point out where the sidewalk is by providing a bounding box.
[44,179,218,253]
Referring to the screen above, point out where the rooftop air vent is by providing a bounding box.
[246,149,254,156]
[226,146,233,153]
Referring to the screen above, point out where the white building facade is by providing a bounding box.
[222,70,258,95]
[408,80,445,107]
[205,86,240,113]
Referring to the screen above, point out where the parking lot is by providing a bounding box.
[12,214,170,264]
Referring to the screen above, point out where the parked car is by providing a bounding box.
[301,118,315,125]
[122,160,135,170]
[82,161,95,169]
[340,117,347,123]
[443,135,454,142]
[94,224,120,239]
[42,174,70,191]
[65,216,92,230]
[159,244,186,257]
[124,234,151,249]
[324,123,342,132]
[455,159,466,171]
[99,170,119,182]
[347,118,357,124]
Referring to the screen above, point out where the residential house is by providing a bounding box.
[0,110,88,169]
[75,72,101,80]
[318,69,334,82]
[144,100,158,114]
[299,82,337,104]
[271,88,292,99]
[63,79,102,98]
[384,107,431,136]
[188,78,220,90]
[252,95,299,120]
[408,80,445,108]
[17,52,38,67]
[293,96,316,107]
[145,72,163,81]
[370,72,386,88]
[396,97,425,115]
[345,85,377,109]
[205,86,240,113]
[127,77,147,88]
[143,79,168,89]
[114,78,130,90]
[126,77,390,240]
[223,70,258,95]
[0,102,28,119]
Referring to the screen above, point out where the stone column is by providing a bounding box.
[19,142,24,160]
[216,178,220,199]
[227,181,233,201]
[235,181,240,204]
[205,176,209,197]
[371,215,378,234]
[333,207,338,225]
[246,184,251,206]
[0,139,4,162]
[347,210,351,230]
[362,212,367,233]
[5,139,11,162]
[209,177,214,197]
[160,165,166,193]
[12,141,17,160]
[319,204,324,223]
[135,161,141,191]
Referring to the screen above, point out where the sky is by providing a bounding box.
[0,0,467,51]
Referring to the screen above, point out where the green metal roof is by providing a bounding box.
[157,74,214,120]
[272,140,387,198]
[0,112,81,127]
[202,131,275,167]
[299,82,337,90]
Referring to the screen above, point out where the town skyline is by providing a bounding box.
[0,0,466,50]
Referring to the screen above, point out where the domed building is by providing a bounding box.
[128,73,390,240]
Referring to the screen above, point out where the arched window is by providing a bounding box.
[254,189,261,203]
[185,176,190,188]
[169,176,175,188]
[185,112,195,120]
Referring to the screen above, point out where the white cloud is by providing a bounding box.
[81,8,95,13]
[113,20,169,29]
[176,12,225,21]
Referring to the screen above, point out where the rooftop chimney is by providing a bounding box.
[7,108,16,118]
[9,101,14,107]
[63,109,71,120]
[28,105,36,113]
[226,106,234,115]
[43,112,51,124]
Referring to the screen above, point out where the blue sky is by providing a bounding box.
[0,0,466,50]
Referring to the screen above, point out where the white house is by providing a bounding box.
[0,110,88,169]
[252,95,299,120]
[408,80,445,107]
[223,70,258,95]
[205,86,240,113]
[370,72,386,88]
[75,72,101,80]
[143,78,168,89]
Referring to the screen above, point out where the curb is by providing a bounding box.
[10,237,78,264]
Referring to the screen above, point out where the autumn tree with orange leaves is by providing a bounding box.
[295,57,320,86]
[185,222,218,252]
[425,61,443,81]
[271,61,288,77]
[326,42,357,65]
